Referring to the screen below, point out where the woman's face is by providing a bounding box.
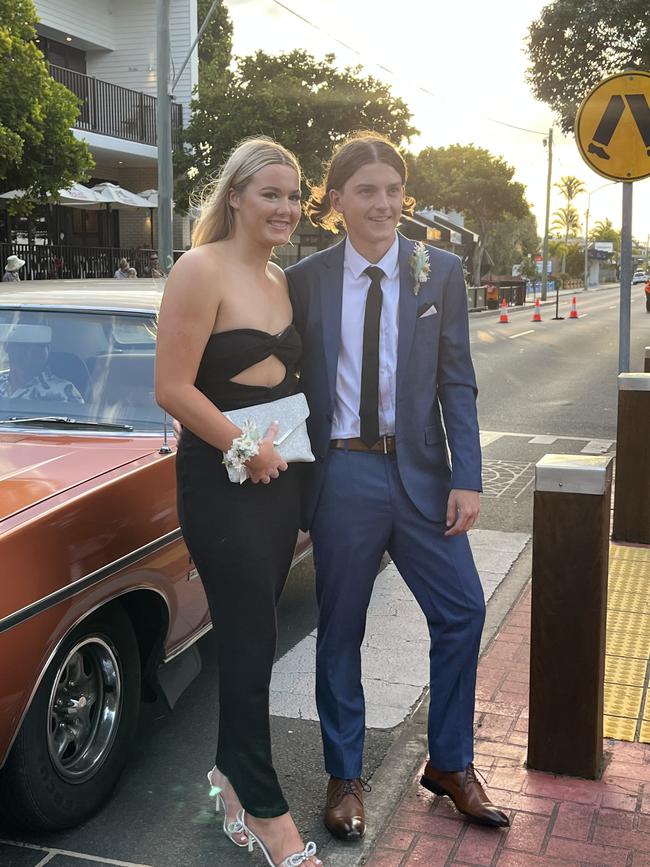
[330,161,404,249]
[230,163,302,247]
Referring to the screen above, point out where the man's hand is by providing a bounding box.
[445,489,480,536]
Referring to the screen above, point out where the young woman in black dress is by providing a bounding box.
[155,138,322,867]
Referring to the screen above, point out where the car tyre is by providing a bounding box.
[0,604,140,831]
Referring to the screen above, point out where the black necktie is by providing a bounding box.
[359,265,384,447]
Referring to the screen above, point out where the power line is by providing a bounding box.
[266,0,548,137]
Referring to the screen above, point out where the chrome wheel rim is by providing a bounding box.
[47,636,122,783]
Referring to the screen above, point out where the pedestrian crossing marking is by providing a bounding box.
[582,439,615,454]
[479,430,615,448]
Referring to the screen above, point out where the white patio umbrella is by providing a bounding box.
[90,183,154,249]
[56,183,103,207]
[0,183,101,207]
[137,189,158,208]
[91,183,152,209]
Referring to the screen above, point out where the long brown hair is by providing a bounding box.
[192,137,301,247]
[306,131,415,233]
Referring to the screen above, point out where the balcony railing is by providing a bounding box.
[49,64,183,151]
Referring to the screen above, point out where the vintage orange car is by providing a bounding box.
[0,280,309,831]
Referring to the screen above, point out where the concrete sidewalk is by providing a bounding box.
[366,544,650,867]
[270,530,529,731]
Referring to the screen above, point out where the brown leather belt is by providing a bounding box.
[330,436,396,454]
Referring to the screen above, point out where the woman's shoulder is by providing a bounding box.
[267,260,287,286]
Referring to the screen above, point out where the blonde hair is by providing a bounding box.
[192,137,301,247]
[306,131,415,234]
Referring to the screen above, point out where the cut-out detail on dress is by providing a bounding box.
[194,325,302,413]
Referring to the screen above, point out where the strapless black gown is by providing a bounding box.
[176,326,302,818]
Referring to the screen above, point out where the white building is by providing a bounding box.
[32,0,197,255]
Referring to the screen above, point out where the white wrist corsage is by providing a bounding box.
[223,419,261,483]
[410,241,431,296]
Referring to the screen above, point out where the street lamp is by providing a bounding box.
[584,181,618,290]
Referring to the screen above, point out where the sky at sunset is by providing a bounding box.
[225,0,650,247]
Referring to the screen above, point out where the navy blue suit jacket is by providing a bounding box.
[286,232,481,531]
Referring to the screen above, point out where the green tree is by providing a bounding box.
[176,49,417,211]
[486,212,539,276]
[526,0,650,132]
[589,218,621,255]
[196,0,233,95]
[0,0,93,211]
[553,176,586,275]
[407,144,530,285]
[551,205,581,277]
[555,175,586,206]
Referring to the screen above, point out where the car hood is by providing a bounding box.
[0,433,160,522]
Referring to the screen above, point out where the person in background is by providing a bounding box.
[127,267,137,279]
[114,258,131,279]
[0,324,84,403]
[2,255,25,282]
[143,252,166,278]
[644,277,650,312]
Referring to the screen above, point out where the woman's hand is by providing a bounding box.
[246,421,288,484]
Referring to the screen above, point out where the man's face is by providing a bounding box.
[7,342,49,380]
[329,161,404,249]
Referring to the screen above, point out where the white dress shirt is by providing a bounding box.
[331,235,399,439]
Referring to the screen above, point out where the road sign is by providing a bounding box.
[576,71,650,181]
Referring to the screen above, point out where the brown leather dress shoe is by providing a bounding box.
[324,776,367,841]
[420,762,510,827]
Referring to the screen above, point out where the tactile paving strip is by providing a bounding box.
[604,715,638,741]
[604,544,650,744]
[605,655,647,686]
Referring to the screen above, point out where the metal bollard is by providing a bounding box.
[612,373,650,544]
[644,346,650,373]
[528,454,613,779]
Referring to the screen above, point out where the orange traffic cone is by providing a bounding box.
[569,296,579,319]
[498,297,509,323]
[532,298,542,322]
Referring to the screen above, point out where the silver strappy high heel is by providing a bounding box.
[207,767,249,847]
[238,809,322,867]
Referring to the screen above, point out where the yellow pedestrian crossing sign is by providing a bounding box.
[576,71,650,181]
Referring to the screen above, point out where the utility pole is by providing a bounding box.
[156,0,173,274]
[541,127,553,302]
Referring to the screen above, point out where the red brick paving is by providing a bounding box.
[368,586,650,866]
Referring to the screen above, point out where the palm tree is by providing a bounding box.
[555,175,587,205]
[589,218,621,254]
[551,205,581,274]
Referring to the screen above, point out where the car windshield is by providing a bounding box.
[0,308,161,433]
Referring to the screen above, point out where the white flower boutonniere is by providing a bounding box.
[410,241,430,296]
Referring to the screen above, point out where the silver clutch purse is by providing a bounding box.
[223,391,315,483]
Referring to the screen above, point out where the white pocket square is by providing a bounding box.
[418,303,437,319]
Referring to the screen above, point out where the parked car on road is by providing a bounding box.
[0,280,309,831]
[632,270,648,284]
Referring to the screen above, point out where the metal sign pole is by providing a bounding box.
[619,182,633,373]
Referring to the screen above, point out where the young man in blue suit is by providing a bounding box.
[286,133,509,839]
